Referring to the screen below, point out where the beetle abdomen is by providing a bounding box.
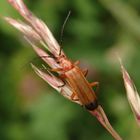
[65,66,97,106]
[85,100,98,111]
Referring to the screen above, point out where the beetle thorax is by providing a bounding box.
[58,56,73,71]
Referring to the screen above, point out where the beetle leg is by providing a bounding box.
[59,73,66,79]
[57,79,66,88]
[51,68,63,72]
[40,54,56,59]
[82,68,88,77]
[57,83,65,88]
[90,82,99,93]
[71,92,79,101]
[74,60,80,66]
[41,66,62,74]
[90,82,99,87]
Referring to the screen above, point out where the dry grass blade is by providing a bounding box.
[5,17,41,41]
[120,60,140,126]
[90,106,122,140]
[8,0,64,57]
[25,39,61,70]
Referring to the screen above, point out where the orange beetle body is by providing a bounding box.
[56,55,98,110]
[64,66,98,110]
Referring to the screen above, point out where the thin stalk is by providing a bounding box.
[89,105,122,140]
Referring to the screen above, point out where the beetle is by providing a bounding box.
[51,53,99,111]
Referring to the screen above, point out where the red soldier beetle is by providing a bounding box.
[45,51,99,111]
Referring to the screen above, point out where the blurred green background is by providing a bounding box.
[0,0,140,140]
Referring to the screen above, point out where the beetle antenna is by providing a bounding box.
[59,10,71,56]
